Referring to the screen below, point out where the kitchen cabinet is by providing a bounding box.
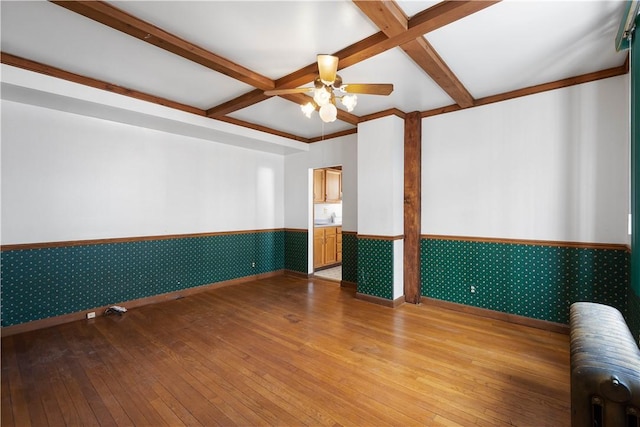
[313,169,325,203]
[313,228,325,268]
[314,226,342,269]
[313,168,341,203]
[324,227,337,265]
[325,169,341,203]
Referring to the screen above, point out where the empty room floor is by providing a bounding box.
[1,275,570,426]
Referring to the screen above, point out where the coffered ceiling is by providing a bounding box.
[0,0,630,143]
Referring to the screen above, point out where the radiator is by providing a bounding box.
[570,302,640,427]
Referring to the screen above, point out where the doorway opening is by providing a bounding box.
[311,165,342,282]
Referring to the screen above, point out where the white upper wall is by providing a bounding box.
[2,65,630,247]
[1,64,309,156]
[357,115,405,237]
[1,100,285,244]
[422,75,630,245]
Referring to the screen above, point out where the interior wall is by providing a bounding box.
[422,75,630,245]
[357,116,404,238]
[1,100,285,245]
[357,116,405,300]
[283,134,357,232]
[1,99,289,327]
[421,76,631,325]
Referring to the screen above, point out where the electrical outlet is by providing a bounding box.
[470,285,476,294]
[252,262,256,268]
[86,311,96,319]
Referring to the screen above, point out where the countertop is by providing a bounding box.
[314,222,342,228]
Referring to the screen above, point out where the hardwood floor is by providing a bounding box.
[1,275,570,426]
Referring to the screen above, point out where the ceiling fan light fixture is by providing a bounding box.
[313,86,331,106]
[341,94,357,112]
[301,102,315,118]
[319,103,337,123]
[265,54,391,123]
[317,54,338,85]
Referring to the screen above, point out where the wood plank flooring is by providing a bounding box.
[1,275,571,426]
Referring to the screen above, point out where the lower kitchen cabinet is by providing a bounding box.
[314,226,342,269]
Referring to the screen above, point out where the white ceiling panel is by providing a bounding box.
[1,0,252,109]
[425,0,628,99]
[337,48,455,114]
[110,0,381,79]
[396,1,441,18]
[1,0,632,144]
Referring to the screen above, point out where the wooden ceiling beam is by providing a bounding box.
[353,0,408,34]
[215,116,311,143]
[341,1,499,68]
[401,38,474,108]
[252,0,492,118]
[50,1,275,91]
[354,0,475,108]
[48,0,497,136]
[273,1,494,92]
[206,1,496,120]
[274,33,389,90]
[206,89,268,118]
[1,52,206,116]
[209,34,389,118]
[307,128,358,143]
[359,108,407,123]
[421,63,629,118]
[2,52,314,143]
[211,35,390,119]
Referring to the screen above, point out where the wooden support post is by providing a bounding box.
[404,112,421,303]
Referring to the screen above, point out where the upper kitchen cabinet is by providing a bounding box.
[313,169,325,203]
[313,168,342,203]
[325,169,341,203]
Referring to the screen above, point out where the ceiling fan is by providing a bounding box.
[264,54,394,123]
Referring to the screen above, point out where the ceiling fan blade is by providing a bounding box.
[264,87,313,96]
[317,54,338,85]
[343,84,394,96]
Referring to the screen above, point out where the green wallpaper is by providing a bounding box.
[342,233,358,283]
[284,230,308,273]
[421,238,629,325]
[357,238,394,300]
[1,231,284,327]
[3,229,634,333]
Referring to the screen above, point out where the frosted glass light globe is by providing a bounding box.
[319,103,337,123]
[313,87,331,106]
[300,102,315,118]
[341,94,357,112]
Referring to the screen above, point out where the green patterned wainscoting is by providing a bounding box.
[1,230,284,327]
[421,237,630,325]
[357,237,394,300]
[342,232,358,284]
[284,229,308,274]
